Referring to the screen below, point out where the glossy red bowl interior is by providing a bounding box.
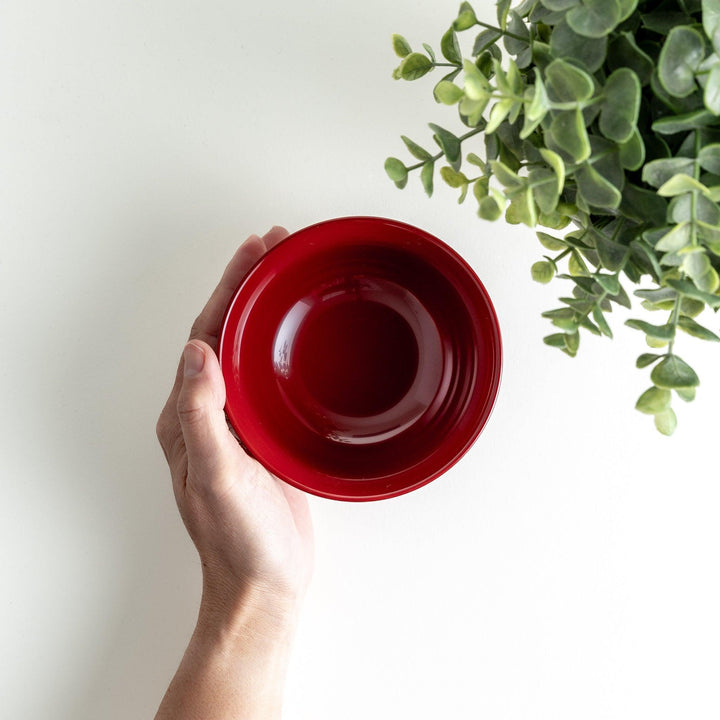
[219,217,502,501]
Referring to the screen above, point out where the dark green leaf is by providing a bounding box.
[620,183,668,226]
[651,354,700,388]
[698,144,720,174]
[625,319,676,340]
[618,129,646,171]
[575,163,622,209]
[599,68,641,143]
[429,123,461,170]
[678,315,720,341]
[594,231,627,272]
[652,109,716,135]
[592,305,613,337]
[401,136,433,161]
[636,353,663,368]
[441,27,462,65]
[474,28,502,55]
[607,33,654,85]
[665,278,720,308]
[595,273,621,294]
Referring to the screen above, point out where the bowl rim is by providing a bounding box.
[218,216,502,502]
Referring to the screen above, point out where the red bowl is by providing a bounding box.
[219,217,501,501]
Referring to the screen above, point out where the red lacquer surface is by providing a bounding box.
[218,217,502,501]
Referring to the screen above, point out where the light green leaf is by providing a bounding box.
[698,143,720,174]
[705,63,720,114]
[665,278,720,309]
[454,2,477,31]
[545,59,595,103]
[676,386,696,402]
[618,129,646,171]
[529,169,559,214]
[385,157,408,183]
[657,174,712,197]
[520,72,550,139]
[599,68,641,143]
[703,0,720,53]
[463,59,490,101]
[490,160,522,188]
[421,161,434,197]
[531,260,555,284]
[651,354,700,388]
[440,166,468,188]
[478,193,504,221]
[652,109,717,135]
[592,306,613,338]
[434,80,464,105]
[399,53,434,80]
[655,222,691,253]
[392,34,412,58]
[657,26,705,97]
[654,408,677,435]
[681,250,720,292]
[642,157,695,187]
[567,0,622,38]
[549,109,591,162]
[537,231,566,251]
[540,148,565,196]
[636,386,672,414]
[497,0,512,30]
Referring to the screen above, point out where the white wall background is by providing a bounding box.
[2,1,719,718]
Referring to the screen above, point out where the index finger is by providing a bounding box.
[190,226,289,349]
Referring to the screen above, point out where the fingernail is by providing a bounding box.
[183,342,205,377]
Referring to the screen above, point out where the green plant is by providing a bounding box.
[386,0,720,434]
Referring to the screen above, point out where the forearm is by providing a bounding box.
[155,588,300,720]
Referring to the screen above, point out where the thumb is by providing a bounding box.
[177,340,235,482]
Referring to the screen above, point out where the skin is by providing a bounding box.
[154,227,314,720]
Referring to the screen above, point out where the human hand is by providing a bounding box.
[156,227,314,622]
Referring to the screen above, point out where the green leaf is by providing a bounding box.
[607,33,654,85]
[392,34,412,58]
[440,166,468,188]
[594,273,621,295]
[399,53,434,80]
[651,354,700,388]
[704,62,720,114]
[652,109,717,135]
[625,319,676,340]
[594,230,627,272]
[401,136,433,161]
[549,109,591,162]
[657,174,712,197]
[703,0,720,52]
[658,26,706,97]
[542,0,579,10]
[618,129,646,171]
[521,72,550,139]
[454,2,477,31]
[463,59,490,101]
[567,0,622,38]
[550,19,607,72]
[473,28,502,55]
[592,305,613,337]
[599,68,641,143]
[478,193,504,221]
[428,123,461,171]
[654,408,677,435]
[678,315,720,341]
[441,27,462,65]
[698,144,720,174]
[681,250,720,293]
[385,157,408,183]
[655,222,691,253]
[642,157,695,187]
[636,386,672,414]
[529,169,558,214]
[665,278,720,309]
[532,260,555,283]
[539,148,565,196]
[497,0,512,30]
[421,161,434,197]
[545,59,595,103]
[675,386,696,402]
[636,353,663,368]
[537,231,566,251]
[434,80,464,105]
[575,163,622,209]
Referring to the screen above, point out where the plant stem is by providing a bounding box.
[474,20,528,45]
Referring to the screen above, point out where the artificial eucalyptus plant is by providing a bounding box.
[386,0,720,434]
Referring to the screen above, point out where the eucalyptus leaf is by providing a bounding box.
[651,354,700,388]
[654,408,677,435]
[636,386,671,414]
[657,26,705,97]
[567,0,622,38]
[599,68,641,143]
